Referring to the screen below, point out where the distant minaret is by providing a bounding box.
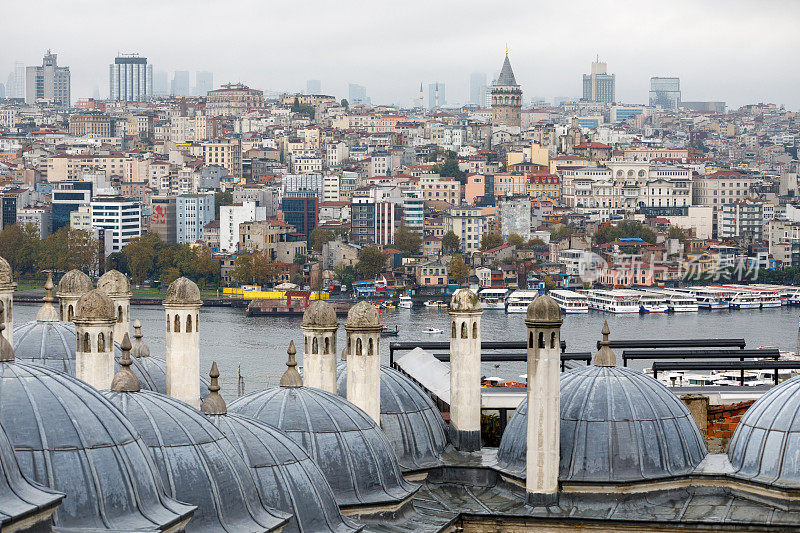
[419,83,424,109]
[434,83,440,109]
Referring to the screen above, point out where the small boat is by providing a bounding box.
[422,326,443,334]
[380,325,399,337]
[398,295,412,308]
[423,300,447,308]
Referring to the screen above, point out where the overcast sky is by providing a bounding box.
[4,0,800,109]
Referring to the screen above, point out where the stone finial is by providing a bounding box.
[36,271,59,322]
[279,340,303,387]
[110,333,141,392]
[131,319,151,358]
[592,320,617,367]
[0,304,13,362]
[201,362,227,415]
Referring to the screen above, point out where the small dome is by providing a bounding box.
[97,269,131,296]
[728,375,800,488]
[74,289,115,321]
[230,386,418,508]
[449,288,481,312]
[0,361,195,529]
[497,366,707,482]
[336,362,448,471]
[57,269,92,296]
[208,413,361,533]
[0,256,13,287]
[302,300,338,328]
[345,301,379,329]
[0,417,63,528]
[526,294,562,323]
[103,388,289,532]
[164,276,201,305]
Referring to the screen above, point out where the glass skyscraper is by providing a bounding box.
[582,60,615,104]
[649,77,681,110]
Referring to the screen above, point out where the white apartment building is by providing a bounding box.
[322,174,340,202]
[291,155,323,174]
[326,142,349,167]
[444,207,483,253]
[219,200,267,253]
[369,151,392,177]
[90,196,142,255]
[283,173,323,198]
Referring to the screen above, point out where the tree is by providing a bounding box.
[340,98,349,110]
[159,267,181,286]
[506,233,526,248]
[550,224,575,241]
[393,225,421,254]
[194,246,218,286]
[431,151,466,184]
[231,252,254,286]
[124,233,159,283]
[441,231,460,254]
[310,227,334,252]
[480,231,504,251]
[668,225,689,252]
[356,247,386,279]
[214,191,233,220]
[449,254,470,287]
[106,252,128,274]
[333,261,356,288]
[528,237,546,247]
[594,220,657,245]
[0,223,40,275]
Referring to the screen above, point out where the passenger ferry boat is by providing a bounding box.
[726,292,762,309]
[398,295,412,308]
[478,288,510,310]
[584,290,640,314]
[633,291,669,313]
[548,290,589,314]
[682,288,729,310]
[506,290,541,313]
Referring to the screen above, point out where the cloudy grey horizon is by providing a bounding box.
[4,0,799,110]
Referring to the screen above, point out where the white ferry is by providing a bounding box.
[650,289,699,312]
[506,290,541,313]
[633,291,669,313]
[549,290,589,314]
[398,295,412,308]
[683,288,729,310]
[478,288,510,310]
[726,292,761,309]
[585,290,640,314]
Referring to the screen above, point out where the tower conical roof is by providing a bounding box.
[496,53,518,86]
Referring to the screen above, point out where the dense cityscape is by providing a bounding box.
[2,4,800,531]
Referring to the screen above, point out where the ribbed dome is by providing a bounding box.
[728,375,800,488]
[0,360,195,529]
[165,276,202,305]
[336,362,447,471]
[302,300,337,328]
[497,366,707,482]
[103,389,288,532]
[208,413,362,533]
[12,320,210,398]
[74,289,114,321]
[0,256,12,287]
[0,416,63,528]
[57,269,92,296]
[97,269,131,296]
[449,288,481,312]
[229,386,418,507]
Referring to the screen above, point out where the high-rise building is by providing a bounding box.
[348,83,368,105]
[153,70,169,96]
[7,62,25,99]
[194,71,213,96]
[25,50,70,106]
[649,77,681,110]
[306,79,321,94]
[469,73,487,106]
[171,70,190,96]
[0,83,4,99]
[582,59,615,104]
[491,52,522,128]
[176,193,214,244]
[109,54,152,102]
[428,82,446,109]
[52,181,93,232]
[90,196,142,254]
[281,195,318,241]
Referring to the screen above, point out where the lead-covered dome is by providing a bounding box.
[103,387,288,532]
[449,288,481,312]
[97,269,131,296]
[526,293,562,323]
[57,269,92,296]
[345,301,379,329]
[165,276,202,305]
[497,366,707,482]
[74,289,115,321]
[0,360,194,529]
[302,300,338,328]
[728,375,800,488]
[336,362,448,471]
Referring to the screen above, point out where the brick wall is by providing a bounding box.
[707,400,755,440]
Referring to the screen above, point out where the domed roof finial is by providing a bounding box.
[201,362,227,415]
[131,319,150,358]
[593,320,616,367]
[0,303,13,362]
[110,333,141,392]
[36,271,59,322]
[280,340,302,387]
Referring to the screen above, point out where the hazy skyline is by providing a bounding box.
[4,0,800,109]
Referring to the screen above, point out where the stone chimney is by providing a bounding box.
[163,277,202,408]
[301,300,338,393]
[74,289,117,389]
[344,301,382,423]
[57,269,92,322]
[448,288,483,451]
[97,269,132,343]
[0,256,17,346]
[525,294,563,505]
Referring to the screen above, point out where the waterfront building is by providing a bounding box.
[109,54,152,101]
[582,58,615,104]
[238,219,307,262]
[25,50,70,107]
[281,195,318,241]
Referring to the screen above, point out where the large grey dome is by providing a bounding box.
[103,388,289,532]
[13,320,209,398]
[335,362,448,471]
[497,365,707,482]
[229,386,418,508]
[0,360,195,529]
[728,375,800,488]
[209,412,362,533]
[0,416,63,530]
